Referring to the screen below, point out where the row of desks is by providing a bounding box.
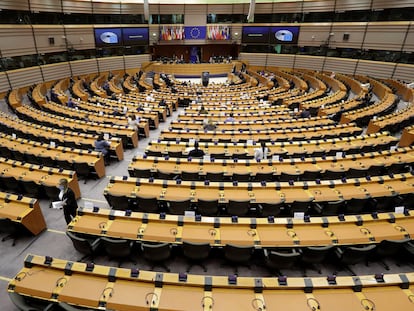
[159,123,363,143]
[169,116,335,131]
[145,132,398,158]
[69,207,414,247]
[0,157,81,199]
[15,105,138,148]
[367,103,414,134]
[0,132,106,179]
[10,254,414,311]
[0,192,46,235]
[129,146,414,179]
[104,172,414,205]
[0,111,124,161]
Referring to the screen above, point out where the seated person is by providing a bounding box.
[254,141,270,161]
[224,112,236,123]
[299,109,311,118]
[127,114,140,131]
[203,118,217,131]
[199,105,208,115]
[94,134,111,165]
[188,141,205,158]
[67,97,76,108]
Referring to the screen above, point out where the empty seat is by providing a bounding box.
[167,199,192,215]
[334,244,376,275]
[227,200,250,216]
[196,199,219,216]
[66,231,102,262]
[142,242,171,272]
[300,245,333,275]
[101,237,136,267]
[136,196,159,213]
[264,248,301,276]
[223,244,254,274]
[182,241,211,272]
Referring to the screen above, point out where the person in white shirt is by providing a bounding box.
[254,141,270,161]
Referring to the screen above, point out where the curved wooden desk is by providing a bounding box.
[400,125,414,147]
[0,157,81,199]
[129,146,414,181]
[9,254,414,311]
[0,192,46,235]
[69,206,413,248]
[145,132,398,158]
[15,105,138,148]
[0,132,105,179]
[0,112,124,161]
[159,123,362,143]
[104,172,414,206]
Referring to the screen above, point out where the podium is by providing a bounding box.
[201,71,209,87]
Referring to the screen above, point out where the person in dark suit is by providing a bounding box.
[188,141,205,158]
[58,178,78,225]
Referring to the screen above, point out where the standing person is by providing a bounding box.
[58,178,78,225]
[254,141,270,161]
[94,134,111,165]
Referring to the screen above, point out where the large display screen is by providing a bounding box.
[122,28,149,45]
[207,25,231,40]
[242,26,270,43]
[269,26,300,44]
[94,28,123,47]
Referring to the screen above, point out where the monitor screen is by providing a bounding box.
[122,27,149,45]
[94,28,122,47]
[242,26,270,43]
[269,26,300,44]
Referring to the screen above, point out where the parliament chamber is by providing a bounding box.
[1,0,414,310]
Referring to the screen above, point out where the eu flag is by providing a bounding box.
[184,26,206,40]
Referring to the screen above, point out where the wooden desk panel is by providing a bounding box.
[9,254,414,311]
[0,193,46,235]
[13,266,62,300]
[59,274,107,308]
[68,207,414,248]
[106,280,154,311]
[157,285,205,311]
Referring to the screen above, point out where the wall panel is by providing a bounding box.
[355,60,395,78]
[255,3,274,14]
[64,26,95,50]
[0,26,36,57]
[363,22,409,51]
[92,2,121,14]
[298,24,331,47]
[323,57,358,75]
[121,3,144,14]
[330,23,367,49]
[303,0,335,12]
[335,0,372,11]
[372,0,414,9]
[295,55,324,71]
[29,0,62,13]
[41,63,71,82]
[402,24,414,52]
[124,54,151,70]
[0,72,10,94]
[0,0,30,11]
[97,56,124,72]
[266,54,296,68]
[270,1,303,14]
[159,4,185,14]
[8,67,43,88]
[239,52,267,67]
[33,26,66,54]
[71,59,98,76]
[393,63,414,81]
[62,0,92,14]
[207,4,235,14]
